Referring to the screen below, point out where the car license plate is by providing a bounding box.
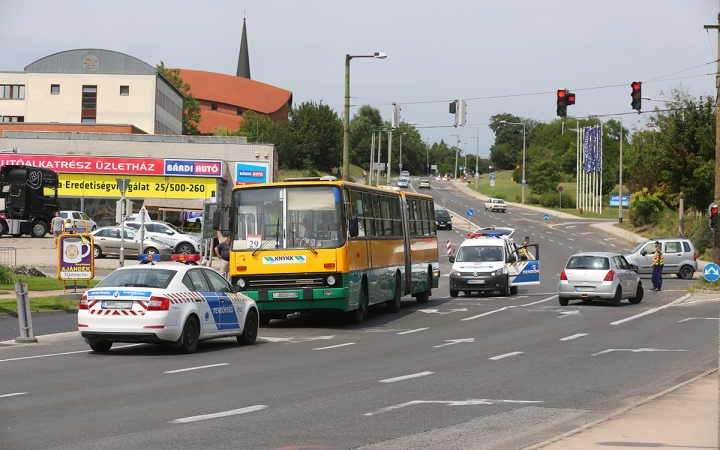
[574,286,594,292]
[101,301,133,309]
[467,280,485,284]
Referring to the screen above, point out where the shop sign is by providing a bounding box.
[58,234,95,280]
[165,160,222,177]
[59,174,215,199]
[235,162,268,185]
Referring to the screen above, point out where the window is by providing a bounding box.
[665,242,681,253]
[211,102,218,111]
[81,86,97,122]
[1,85,25,99]
[51,84,60,95]
[237,107,244,116]
[1,116,24,122]
[120,85,129,96]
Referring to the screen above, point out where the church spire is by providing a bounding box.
[236,17,251,79]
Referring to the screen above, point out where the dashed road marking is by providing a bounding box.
[170,405,268,423]
[560,333,588,341]
[0,392,27,398]
[592,348,687,356]
[380,371,434,383]
[397,327,429,334]
[489,351,523,360]
[164,363,229,374]
[313,343,356,350]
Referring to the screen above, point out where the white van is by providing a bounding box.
[448,232,539,297]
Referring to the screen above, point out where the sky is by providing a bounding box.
[2,0,719,158]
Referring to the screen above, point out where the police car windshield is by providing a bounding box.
[96,269,176,289]
[457,245,503,262]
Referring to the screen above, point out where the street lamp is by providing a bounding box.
[499,120,526,204]
[343,52,387,181]
[399,132,407,173]
[425,137,432,177]
[449,134,460,180]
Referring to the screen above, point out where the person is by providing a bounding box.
[214,236,231,280]
[650,241,664,291]
[51,211,64,247]
[519,236,531,260]
[362,170,367,181]
[318,211,339,232]
[302,215,314,239]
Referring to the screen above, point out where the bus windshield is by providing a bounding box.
[232,185,344,251]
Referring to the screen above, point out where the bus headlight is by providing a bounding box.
[237,278,246,289]
[327,275,336,286]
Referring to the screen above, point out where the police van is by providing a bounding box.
[448,231,540,297]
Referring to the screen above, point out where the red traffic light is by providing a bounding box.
[712,206,718,215]
[557,90,566,98]
[631,82,641,91]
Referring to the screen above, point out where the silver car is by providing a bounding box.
[624,238,697,279]
[91,226,173,258]
[397,177,409,188]
[123,221,201,254]
[558,252,643,306]
[60,211,97,232]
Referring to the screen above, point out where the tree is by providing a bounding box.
[349,105,384,169]
[156,61,201,135]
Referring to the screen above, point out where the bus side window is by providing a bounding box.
[363,192,375,237]
[391,197,402,236]
[372,194,383,237]
[350,190,365,237]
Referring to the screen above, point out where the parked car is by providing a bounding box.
[419,179,431,189]
[484,198,507,212]
[90,226,174,258]
[123,220,201,254]
[60,211,97,232]
[397,176,409,188]
[624,238,697,279]
[558,252,643,306]
[434,208,452,230]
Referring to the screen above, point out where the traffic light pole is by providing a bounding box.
[706,16,720,264]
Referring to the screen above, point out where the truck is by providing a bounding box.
[0,165,59,238]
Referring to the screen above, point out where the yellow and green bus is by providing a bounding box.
[229,178,439,324]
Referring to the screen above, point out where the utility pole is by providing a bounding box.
[704,15,720,264]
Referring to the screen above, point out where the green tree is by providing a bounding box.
[287,101,343,172]
[349,105,384,170]
[156,61,201,135]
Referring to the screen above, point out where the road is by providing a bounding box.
[0,178,715,449]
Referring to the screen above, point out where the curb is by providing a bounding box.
[523,368,718,449]
[0,308,78,320]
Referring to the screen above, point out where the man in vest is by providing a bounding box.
[649,241,664,291]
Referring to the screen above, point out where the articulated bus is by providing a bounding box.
[229,178,440,324]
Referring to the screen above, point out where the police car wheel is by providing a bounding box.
[89,340,112,352]
[178,317,199,353]
[237,310,258,345]
[450,290,458,298]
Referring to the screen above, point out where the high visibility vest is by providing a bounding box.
[653,250,664,266]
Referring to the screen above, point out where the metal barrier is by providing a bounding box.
[0,247,17,266]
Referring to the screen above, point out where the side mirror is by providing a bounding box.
[508,254,517,263]
[449,255,455,263]
[233,284,242,292]
[630,264,639,272]
[349,216,359,237]
[640,250,646,256]
[166,230,174,235]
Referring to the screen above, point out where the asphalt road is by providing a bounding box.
[0,178,715,450]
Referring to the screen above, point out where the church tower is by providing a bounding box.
[236,17,251,79]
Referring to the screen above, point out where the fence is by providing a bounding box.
[0,247,17,266]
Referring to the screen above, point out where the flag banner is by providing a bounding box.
[583,127,596,173]
[596,125,603,173]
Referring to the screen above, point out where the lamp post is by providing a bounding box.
[343,52,387,181]
[425,137,432,177]
[499,120,526,204]
[376,126,389,185]
[468,136,479,189]
[399,132,407,174]
[449,134,460,180]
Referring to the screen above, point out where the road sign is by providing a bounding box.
[558,186,563,192]
[609,195,630,207]
[702,263,720,282]
[474,173,479,178]
[522,179,526,185]
[490,180,495,187]
[543,214,550,221]
[489,173,496,181]
[442,197,447,205]
[467,209,474,217]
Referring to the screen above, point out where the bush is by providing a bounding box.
[529,192,576,208]
[688,216,713,256]
[0,265,16,285]
[629,188,667,227]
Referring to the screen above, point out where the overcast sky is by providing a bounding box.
[3,0,718,157]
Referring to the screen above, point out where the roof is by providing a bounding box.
[25,49,156,75]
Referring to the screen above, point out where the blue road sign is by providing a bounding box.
[702,263,720,282]
[522,179,526,185]
[543,214,550,221]
[489,173,496,181]
[467,209,474,217]
[609,195,630,207]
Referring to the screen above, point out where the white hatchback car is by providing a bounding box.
[78,254,259,353]
[558,252,643,306]
[60,211,97,232]
[123,220,201,254]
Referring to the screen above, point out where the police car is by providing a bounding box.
[78,254,259,353]
[448,231,540,297]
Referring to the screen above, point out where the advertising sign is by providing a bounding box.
[58,234,95,280]
[235,162,269,185]
[609,195,630,207]
[59,174,216,199]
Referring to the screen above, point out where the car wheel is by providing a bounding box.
[176,243,195,254]
[237,310,258,345]
[678,265,694,280]
[88,340,113,352]
[144,247,159,256]
[510,286,518,295]
[629,283,644,304]
[259,315,272,326]
[178,317,199,353]
[558,296,570,306]
[347,285,368,324]
[93,245,103,259]
[31,221,48,238]
[386,274,402,313]
[450,289,458,298]
[610,287,622,307]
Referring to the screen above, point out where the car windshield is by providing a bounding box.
[435,210,450,219]
[566,256,609,270]
[630,242,645,253]
[162,222,189,234]
[96,269,176,288]
[457,245,503,262]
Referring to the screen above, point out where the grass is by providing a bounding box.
[688,278,720,292]
[0,296,78,314]
[0,276,101,292]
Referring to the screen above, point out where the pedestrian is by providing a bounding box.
[519,236,531,260]
[650,241,664,291]
[362,170,367,181]
[51,211,64,247]
[214,236,231,280]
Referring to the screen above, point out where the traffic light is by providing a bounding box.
[449,101,456,114]
[631,81,642,111]
[709,203,719,229]
[456,100,466,127]
[567,92,576,105]
[556,89,568,118]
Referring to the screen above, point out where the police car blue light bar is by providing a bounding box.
[467,232,504,238]
[137,254,201,263]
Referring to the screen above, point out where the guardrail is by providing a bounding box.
[0,247,16,266]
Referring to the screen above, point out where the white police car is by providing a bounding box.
[78,254,259,353]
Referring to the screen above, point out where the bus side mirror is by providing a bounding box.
[349,216,359,237]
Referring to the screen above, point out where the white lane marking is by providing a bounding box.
[560,333,588,341]
[548,239,554,242]
[170,405,268,423]
[489,351,523,360]
[582,232,593,235]
[164,363,229,374]
[313,343,356,350]
[610,294,691,325]
[397,328,429,335]
[678,317,720,322]
[569,247,574,249]
[419,308,468,315]
[461,307,507,321]
[364,398,542,416]
[0,344,142,363]
[261,335,335,343]
[558,310,580,317]
[380,371,434,383]
[433,338,475,348]
[0,392,27,398]
[567,238,575,241]
[520,295,557,307]
[566,226,576,229]
[592,348,687,356]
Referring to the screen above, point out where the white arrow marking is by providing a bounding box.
[165,363,228,374]
[610,294,691,325]
[380,371,434,383]
[582,232,593,235]
[419,308,468,315]
[0,392,27,398]
[566,226,576,229]
[560,333,588,341]
[678,318,720,322]
[489,351,523,360]
[558,310,580,317]
[433,338,475,348]
[397,327,429,335]
[461,307,507,321]
[592,348,687,356]
[313,343,355,350]
[170,405,268,423]
[364,398,542,416]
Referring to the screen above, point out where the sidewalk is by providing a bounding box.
[450,180,719,449]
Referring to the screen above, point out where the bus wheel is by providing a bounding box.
[386,274,402,313]
[347,285,368,324]
[415,270,432,304]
